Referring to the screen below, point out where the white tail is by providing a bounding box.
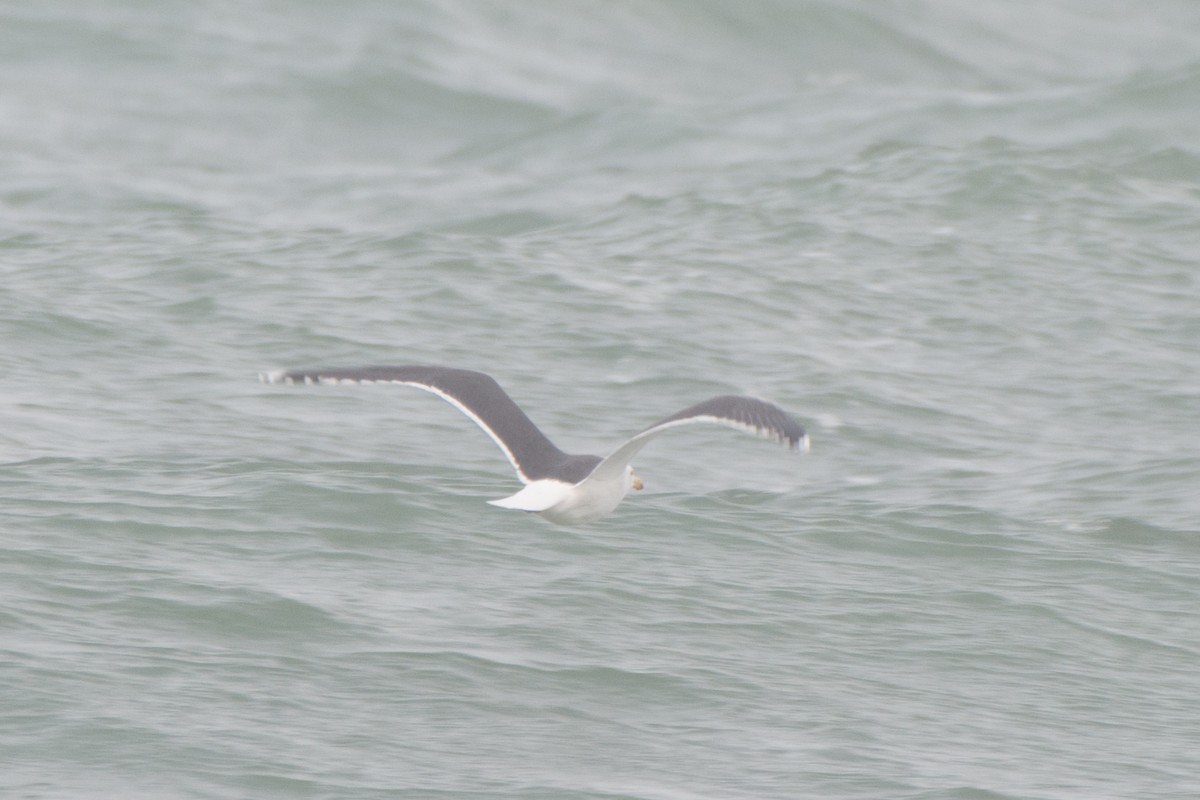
[486,480,572,512]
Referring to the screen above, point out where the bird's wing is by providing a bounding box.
[585,395,808,483]
[260,365,570,483]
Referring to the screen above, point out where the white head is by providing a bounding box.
[626,465,644,493]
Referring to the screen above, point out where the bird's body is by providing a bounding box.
[260,365,808,524]
[487,473,631,525]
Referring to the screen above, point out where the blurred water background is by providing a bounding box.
[2,2,1199,798]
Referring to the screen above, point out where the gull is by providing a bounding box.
[260,365,808,524]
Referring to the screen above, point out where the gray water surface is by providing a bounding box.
[3,2,1199,798]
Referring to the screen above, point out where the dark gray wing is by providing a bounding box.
[584,395,808,483]
[260,365,592,483]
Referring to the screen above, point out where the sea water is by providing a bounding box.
[3,2,1199,798]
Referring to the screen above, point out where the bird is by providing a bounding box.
[260,365,808,525]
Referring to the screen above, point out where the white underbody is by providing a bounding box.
[488,465,637,525]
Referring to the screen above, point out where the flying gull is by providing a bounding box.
[260,365,808,525]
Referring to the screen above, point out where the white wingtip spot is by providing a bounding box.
[800,433,811,453]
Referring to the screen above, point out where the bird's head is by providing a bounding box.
[629,467,644,492]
